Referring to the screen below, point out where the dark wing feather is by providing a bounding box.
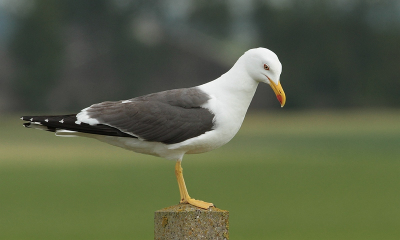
[85,87,215,144]
[21,114,134,138]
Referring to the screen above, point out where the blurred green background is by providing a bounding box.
[1,111,400,239]
[1,0,400,239]
[1,0,400,111]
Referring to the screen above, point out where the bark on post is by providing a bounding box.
[154,204,229,240]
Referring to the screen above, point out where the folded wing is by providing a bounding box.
[72,87,215,144]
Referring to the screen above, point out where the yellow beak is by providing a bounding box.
[269,79,286,107]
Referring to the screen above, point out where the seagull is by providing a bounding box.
[21,47,286,209]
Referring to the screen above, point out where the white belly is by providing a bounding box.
[168,93,247,154]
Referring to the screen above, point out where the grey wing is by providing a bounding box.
[83,88,215,144]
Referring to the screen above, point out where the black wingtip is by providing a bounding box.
[23,122,31,128]
[21,116,33,121]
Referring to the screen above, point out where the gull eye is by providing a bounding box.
[264,64,270,70]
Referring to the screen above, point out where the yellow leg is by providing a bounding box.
[175,160,214,209]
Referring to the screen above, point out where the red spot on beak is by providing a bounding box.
[276,94,283,104]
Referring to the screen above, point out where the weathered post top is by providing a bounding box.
[154,204,229,240]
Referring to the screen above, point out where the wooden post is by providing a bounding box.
[154,204,229,240]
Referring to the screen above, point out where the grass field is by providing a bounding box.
[1,110,399,240]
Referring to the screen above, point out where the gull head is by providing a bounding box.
[242,47,286,107]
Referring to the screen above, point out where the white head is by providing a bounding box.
[243,47,282,85]
[241,47,286,107]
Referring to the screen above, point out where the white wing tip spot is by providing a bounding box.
[59,119,64,123]
[45,119,49,122]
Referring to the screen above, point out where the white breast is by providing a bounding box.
[168,72,259,154]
